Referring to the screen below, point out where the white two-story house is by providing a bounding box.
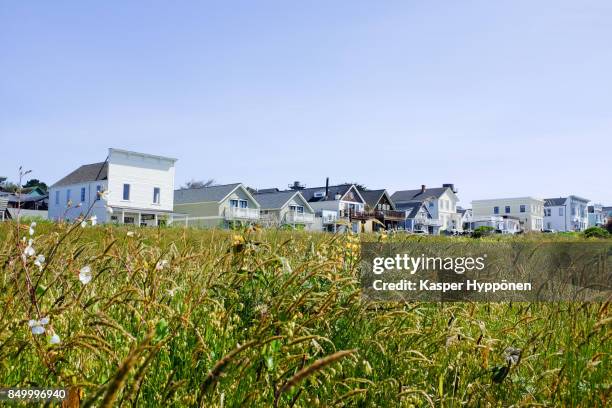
[48,148,177,226]
[391,184,461,234]
[588,204,607,228]
[543,196,589,232]
[471,197,544,232]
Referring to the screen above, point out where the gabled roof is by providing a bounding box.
[544,197,567,206]
[391,187,451,203]
[174,183,242,204]
[396,201,431,219]
[300,184,365,203]
[52,162,108,188]
[254,191,313,212]
[359,189,397,209]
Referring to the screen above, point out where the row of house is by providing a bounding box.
[13,148,609,234]
[0,186,49,221]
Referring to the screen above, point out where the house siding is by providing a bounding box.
[48,180,109,222]
[106,150,176,213]
[472,197,544,231]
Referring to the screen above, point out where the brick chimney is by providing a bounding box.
[420,184,426,193]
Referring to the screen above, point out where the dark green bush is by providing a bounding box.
[583,226,610,238]
[472,225,494,238]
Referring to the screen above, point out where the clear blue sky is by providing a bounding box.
[1,1,610,205]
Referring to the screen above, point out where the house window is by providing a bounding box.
[55,191,60,205]
[240,200,248,208]
[520,205,526,213]
[494,206,499,214]
[429,202,434,208]
[80,187,86,203]
[505,206,510,214]
[290,205,304,213]
[123,184,130,200]
[66,189,71,203]
[153,187,160,204]
[230,199,238,208]
[559,208,564,216]
[571,206,576,216]
[96,185,102,201]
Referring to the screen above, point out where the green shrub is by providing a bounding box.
[472,225,494,238]
[583,226,610,238]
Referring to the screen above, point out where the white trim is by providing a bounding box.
[109,147,178,163]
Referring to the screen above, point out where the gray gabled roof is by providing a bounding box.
[52,162,108,188]
[174,183,242,204]
[359,189,386,207]
[299,184,364,203]
[544,197,567,206]
[395,201,431,219]
[254,190,312,211]
[391,187,450,203]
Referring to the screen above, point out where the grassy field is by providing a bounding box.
[0,221,610,407]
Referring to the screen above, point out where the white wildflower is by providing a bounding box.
[90,215,97,226]
[23,239,36,259]
[166,287,178,297]
[156,259,169,270]
[29,222,36,236]
[34,254,45,270]
[280,257,292,274]
[50,334,61,345]
[79,265,92,285]
[81,220,87,228]
[28,317,49,335]
[127,231,134,237]
[99,190,109,200]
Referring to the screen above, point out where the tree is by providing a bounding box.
[342,182,368,191]
[182,179,215,189]
[606,218,612,234]
[24,179,48,191]
[0,178,19,192]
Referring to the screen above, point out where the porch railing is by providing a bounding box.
[285,212,315,224]
[225,207,260,220]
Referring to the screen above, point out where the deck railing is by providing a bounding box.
[225,207,260,220]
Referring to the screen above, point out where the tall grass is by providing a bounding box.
[0,222,609,406]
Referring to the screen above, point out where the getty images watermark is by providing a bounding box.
[361,242,612,302]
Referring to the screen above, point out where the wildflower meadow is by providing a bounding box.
[0,220,610,407]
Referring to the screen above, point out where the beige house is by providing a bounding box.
[471,197,544,232]
[254,190,315,229]
[173,183,260,228]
